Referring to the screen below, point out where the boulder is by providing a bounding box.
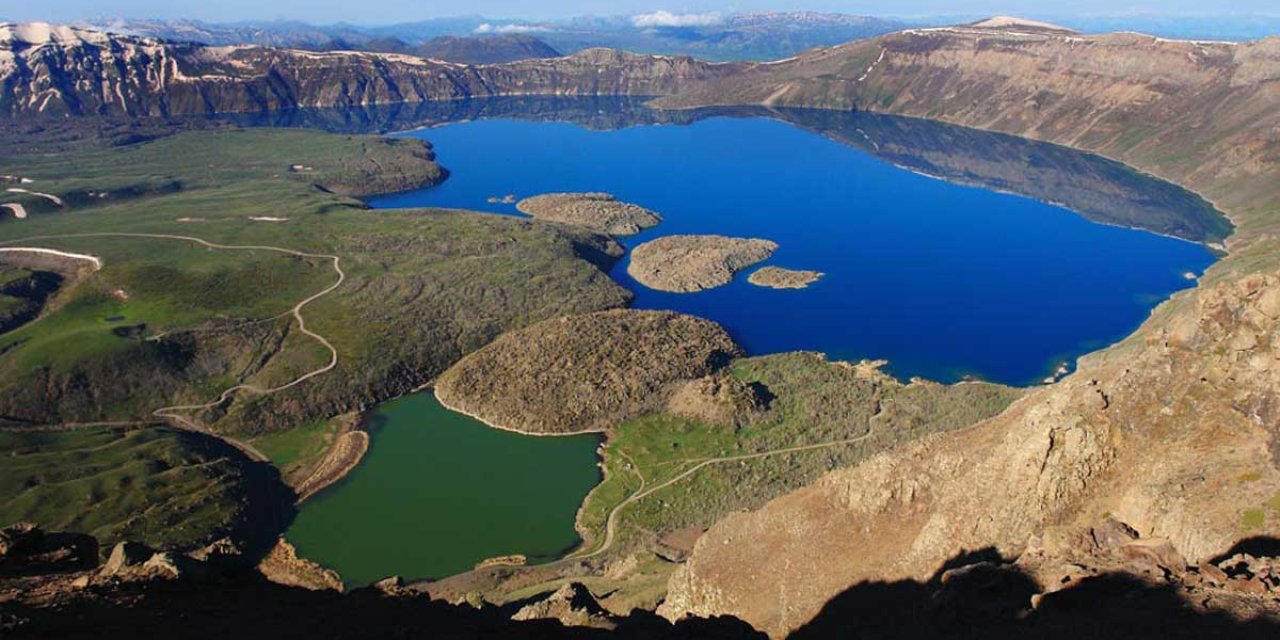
[1197,561,1230,586]
[372,576,408,596]
[1087,518,1139,553]
[142,552,184,579]
[100,542,155,577]
[1119,538,1187,576]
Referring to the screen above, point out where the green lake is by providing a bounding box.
[286,392,601,586]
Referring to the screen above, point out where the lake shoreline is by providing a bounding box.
[287,391,604,586]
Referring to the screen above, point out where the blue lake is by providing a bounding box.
[369,106,1220,385]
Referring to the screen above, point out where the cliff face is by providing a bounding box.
[0,23,743,117]
[655,20,1280,637]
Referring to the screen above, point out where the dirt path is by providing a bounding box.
[0,232,346,463]
[566,425,881,561]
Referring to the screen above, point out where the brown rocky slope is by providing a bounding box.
[656,19,1280,636]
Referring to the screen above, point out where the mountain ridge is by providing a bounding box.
[0,23,744,117]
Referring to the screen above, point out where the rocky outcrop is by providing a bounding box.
[746,266,823,289]
[434,310,742,434]
[665,375,770,428]
[256,538,342,591]
[511,582,617,629]
[515,193,662,235]
[627,235,777,292]
[0,23,745,117]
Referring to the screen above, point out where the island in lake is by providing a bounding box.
[627,235,778,292]
[516,192,662,235]
[748,266,824,289]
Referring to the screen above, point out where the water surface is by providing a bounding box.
[370,106,1218,384]
[287,392,600,586]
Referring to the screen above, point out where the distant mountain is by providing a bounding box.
[79,18,375,50]
[79,12,905,61]
[415,34,560,64]
[533,12,907,61]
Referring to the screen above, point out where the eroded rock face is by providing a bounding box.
[0,25,746,117]
[435,309,742,434]
[628,235,778,293]
[516,193,662,235]
[660,271,1280,637]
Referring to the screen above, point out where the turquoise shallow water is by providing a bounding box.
[371,108,1219,385]
[286,392,600,586]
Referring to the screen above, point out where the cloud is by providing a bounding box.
[630,11,722,28]
[473,23,548,34]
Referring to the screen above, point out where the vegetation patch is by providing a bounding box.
[0,426,292,553]
[0,128,630,436]
[574,352,1023,554]
[1242,508,1266,530]
[515,192,662,235]
[435,310,743,434]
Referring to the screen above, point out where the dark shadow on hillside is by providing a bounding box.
[196,433,298,564]
[1212,537,1280,564]
[789,547,1280,640]
[5,570,765,640]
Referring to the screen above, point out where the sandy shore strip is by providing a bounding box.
[293,428,370,503]
[6,188,64,206]
[0,246,101,270]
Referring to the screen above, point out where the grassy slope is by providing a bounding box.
[0,426,291,552]
[0,128,629,435]
[0,125,629,554]
[575,353,1023,555]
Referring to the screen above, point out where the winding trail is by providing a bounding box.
[567,423,881,561]
[0,232,346,462]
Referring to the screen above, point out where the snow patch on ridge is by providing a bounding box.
[969,16,1077,33]
[0,22,112,46]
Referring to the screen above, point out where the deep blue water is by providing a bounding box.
[370,114,1216,386]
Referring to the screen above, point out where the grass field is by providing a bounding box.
[0,426,292,553]
[575,352,1024,554]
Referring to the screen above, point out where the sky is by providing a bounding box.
[3,0,1279,24]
